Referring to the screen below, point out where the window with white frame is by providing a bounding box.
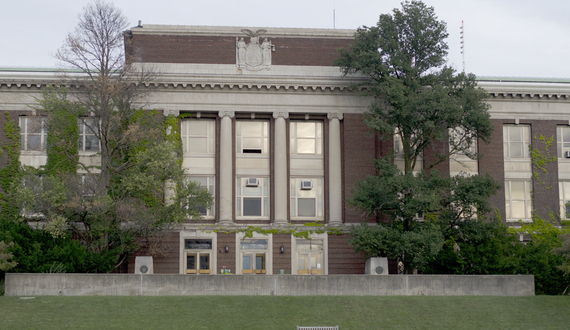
[239,239,268,274]
[78,118,100,152]
[505,180,532,221]
[236,177,269,217]
[183,239,212,274]
[181,119,215,155]
[236,121,269,154]
[557,126,570,160]
[187,176,215,217]
[290,178,323,219]
[290,121,322,155]
[20,117,47,151]
[503,125,530,159]
[559,181,570,220]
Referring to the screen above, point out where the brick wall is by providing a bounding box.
[328,234,365,274]
[342,114,377,223]
[479,119,506,220]
[217,232,236,273]
[272,234,291,274]
[127,231,180,274]
[128,34,352,66]
[527,120,562,222]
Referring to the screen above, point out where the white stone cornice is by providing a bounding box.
[163,109,180,117]
[218,111,235,118]
[272,111,289,119]
[327,113,343,121]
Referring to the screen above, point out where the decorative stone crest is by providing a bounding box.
[236,29,272,71]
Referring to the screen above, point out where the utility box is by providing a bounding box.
[365,257,388,275]
[135,256,154,274]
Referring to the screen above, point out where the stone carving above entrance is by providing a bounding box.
[236,29,272,71]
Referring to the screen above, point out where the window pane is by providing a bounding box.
[243,137,261,150]
[564,129,570,142]
[256,254,265,270]
[298,198,316,217]
[243,255,251,270]
[241,239,267,250]
[510,181,526,199]
[511,201,526,219]
[187,121,208,135]
[297,139,315,154]
[187,255,196,270]
[243,185,262,196]
[297,123,315,138]
[27,135,41,151]
[188,137,208,153]
[509,127,522,141]
[510,142,523,157]
[243,198,262,216]
[85,136,99,151]
[185,239,212,249]
[242,122,261,137]
[200,255,209,270]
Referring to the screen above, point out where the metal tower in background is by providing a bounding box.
[460,20,465,72]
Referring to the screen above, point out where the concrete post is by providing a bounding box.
[218,111,235,225]
[273,112,289,225]
[328,113,343,225]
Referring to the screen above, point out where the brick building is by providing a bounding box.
[2,25,570,275]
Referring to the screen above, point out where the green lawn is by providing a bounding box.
[0,296,569,329]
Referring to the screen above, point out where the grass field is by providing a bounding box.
[0,295,569,329]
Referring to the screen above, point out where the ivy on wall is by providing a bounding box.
[0,112,21,216]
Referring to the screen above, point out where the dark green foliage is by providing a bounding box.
[0,112,21,217]
[0,217,115,280]
[40,88,81,175]
[336,0,492,173]
[339,1,500,275]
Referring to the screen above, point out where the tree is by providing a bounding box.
[338,1,498,273]
[336,0,492,173]
[55,0,156,190]
[8,1,212,271]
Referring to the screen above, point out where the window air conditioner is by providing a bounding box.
[565,151,570,158]
[246,178,259,187]
[300,180,313,190]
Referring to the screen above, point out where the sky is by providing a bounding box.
[1,0,569,78]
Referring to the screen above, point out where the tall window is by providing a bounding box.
[188,176,215,217]
[557,126,570,160]
[236,121,269,154]
[505,180,532,221]
[78,118,100,152]
[182,119,215,155]
[20,117,47,151]
[290,122,322,155]
[236,177,269,218]
[290,178,324,219]
[184,239,212,274]
[503,125,530,159]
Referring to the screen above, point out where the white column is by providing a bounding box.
[328,113,343,226]
[218,111,235,225]
[273,112,289,225]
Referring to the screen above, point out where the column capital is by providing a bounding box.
[272,111,289,119]
[218,111,235,118]
[163,109,180,117]
[327,112,343,121]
